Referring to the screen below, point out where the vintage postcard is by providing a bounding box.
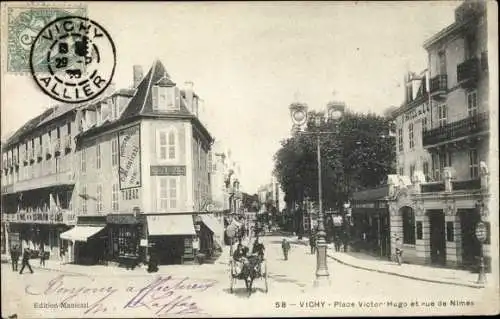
[1,1,498,318]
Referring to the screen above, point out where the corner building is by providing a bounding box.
[2,60,223,266]
[389,1,491,269]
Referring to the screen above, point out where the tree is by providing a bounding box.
[273,110,395,214]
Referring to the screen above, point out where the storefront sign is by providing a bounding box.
[354,202,376,208]
[106,214,139,224]
[150,165,186,176]
[118,125,141,189]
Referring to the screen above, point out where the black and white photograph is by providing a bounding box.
[1,1,498,317]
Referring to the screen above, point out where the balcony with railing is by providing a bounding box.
[6,169,76,194]
[429,74,447,100]
[452,179,481,191]
[421,182,445,193]
[422,112,489,147]
[457,57,479,88]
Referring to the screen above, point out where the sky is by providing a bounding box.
[1,1,459,194]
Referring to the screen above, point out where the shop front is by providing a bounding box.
[60,216,107,265]
[106,213,146,267]
[146,214,197,265]
[351,186,391,259]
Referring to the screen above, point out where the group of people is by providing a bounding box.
[232,236,266,275]
[9,245,49,274]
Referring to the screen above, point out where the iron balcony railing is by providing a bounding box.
[429,74,447,96]
[457,57,479,85]
[422,112,489,147]
[421,182,445,193]
[452,179,481,191]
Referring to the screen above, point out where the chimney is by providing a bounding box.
[184,81,194,113]
[133,65,143,89]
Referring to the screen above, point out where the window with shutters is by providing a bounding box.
[96,143,101,169]
[112,183,119,211]
[156,128,177,161]
[467,90,478,117]
[157,177,179,211]
[111,138,118,166]
[81,185,87,215]
[438,104,447,128]
[469,149,479,179]
[81,149,86,174]
[408,123,415,149]
[397,128,403,152]
[152,86,178,111]
[96,184,103,213]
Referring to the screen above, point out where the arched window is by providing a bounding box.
[402,207,416,245]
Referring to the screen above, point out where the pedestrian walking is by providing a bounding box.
[334,235,341,252]
[19,248,34,274]
[10,245,20,271]
[395,237,403,266]
[39,246,46,267]
[342,232,349,252]
[309,232,316,255]
[281,238,291,260]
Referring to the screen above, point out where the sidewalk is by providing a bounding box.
[284,237,485,289]
[329,251,485,289]
[2,253,225,276]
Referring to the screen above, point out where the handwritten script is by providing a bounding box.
[25,274,217,316]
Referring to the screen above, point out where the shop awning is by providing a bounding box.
[147,215,196,236]
[60,226,105,242]
[200,215,223,236]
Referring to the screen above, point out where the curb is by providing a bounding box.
[327,254,484,289]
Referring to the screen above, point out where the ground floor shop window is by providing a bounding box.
[110,225,139,259]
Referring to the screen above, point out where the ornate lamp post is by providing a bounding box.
[289,99,345,287]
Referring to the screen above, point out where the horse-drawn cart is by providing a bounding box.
[229,254,268,296]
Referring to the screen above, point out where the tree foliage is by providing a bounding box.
[273,111,396,211]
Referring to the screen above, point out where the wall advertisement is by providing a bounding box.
[118,125,141,189]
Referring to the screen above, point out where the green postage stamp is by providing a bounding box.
[6,3,87,73]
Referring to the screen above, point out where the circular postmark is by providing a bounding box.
[30,16,116,103]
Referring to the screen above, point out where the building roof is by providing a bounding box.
[351,185,389,201]
[78,59,213,144]
[423,1,485,50]
[4,107,56,149]
[4,59,214,150]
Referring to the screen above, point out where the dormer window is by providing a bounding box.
[152,76,179,111]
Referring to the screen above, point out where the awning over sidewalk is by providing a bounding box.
[147,215,196,236]
[200,214,224,248]
[200,215,223,236]
[60,226,105,242]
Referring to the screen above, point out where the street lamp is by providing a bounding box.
[289,99,345,287]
